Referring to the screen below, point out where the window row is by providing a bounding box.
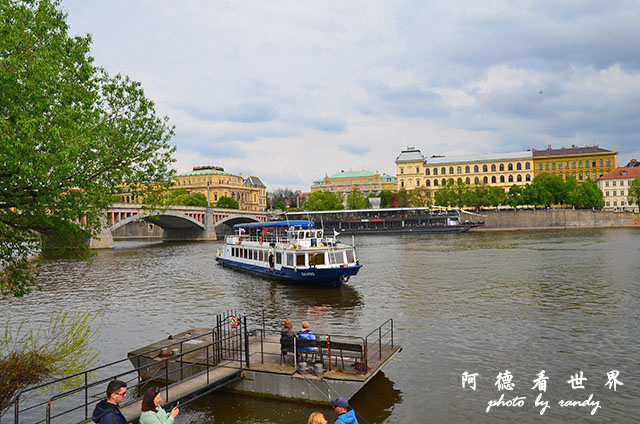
[539,159,610,171]
[605,190,625,197]
[604,180,626,187]
[400,174,533,188]
[229,248,356,267]
[400,162,532,175]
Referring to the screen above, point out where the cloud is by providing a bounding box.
[62,0,640,190]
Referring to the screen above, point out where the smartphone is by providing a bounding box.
[176,401,180,408]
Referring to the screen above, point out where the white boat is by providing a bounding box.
[215,220,361,287]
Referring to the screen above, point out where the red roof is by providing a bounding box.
[599,167,640,180]
[532,145,615,157]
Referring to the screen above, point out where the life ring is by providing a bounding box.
[258,236,263,245]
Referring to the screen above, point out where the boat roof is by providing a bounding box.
[233,220,315,230]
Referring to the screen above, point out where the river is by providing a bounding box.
[2,228,639,423]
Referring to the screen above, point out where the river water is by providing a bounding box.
[2,228,639,423]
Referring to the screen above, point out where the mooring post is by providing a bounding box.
[84,372,88,419]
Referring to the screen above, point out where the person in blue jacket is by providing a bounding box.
[91,380,128,424]
[297,321,316,353]
[332,397,359,424]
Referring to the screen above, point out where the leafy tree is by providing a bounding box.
[628,177,640,209]
[531,173,565,206]
[507,185,524,207]
[377,190,394,208]
[487,186,508,208]
[268,188,297,210]
[346,186,369,209]
[1,312,97,415]
[305,191,344,211]
[216,196,239,209]
[392,190,410,208]
[409,187,432,207]
[563,176,579,206]
[579,179,605,208]
[1,0,175,297]
[275,200,287,211]
[433,179,457,207]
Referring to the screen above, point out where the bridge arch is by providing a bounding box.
[214,215,260,236]
[110,211,205,232]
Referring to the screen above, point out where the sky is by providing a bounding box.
[61,0,640,191]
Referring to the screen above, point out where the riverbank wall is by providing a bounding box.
[468,209,640,230]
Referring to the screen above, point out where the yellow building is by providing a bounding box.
[531,145,617,182]
[311,170,397,197]
[172,166,267,211]
[395,147,534,191]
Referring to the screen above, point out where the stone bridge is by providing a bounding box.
[90,203,273,248]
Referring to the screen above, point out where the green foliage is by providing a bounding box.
[0,0,175,297]
[305,191,344,211]
[377,190,394,208]
[1,312,98,414]
[168,190,207,207]
[628,177,640,208]
[392,190,410,208]
[409,187,432,207]
[346,186,369,209]
[487,186,508,207]
[275,200,287,211]
[216,196,239,209]
[268,188,296,210]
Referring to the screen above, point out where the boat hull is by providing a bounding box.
[216,257,361,287]
[329,225,475,235]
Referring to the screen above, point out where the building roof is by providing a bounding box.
[599,167,640,180]
[178,168,234,177]
[328,170,376,179]
[395,147,424,163]
[626,159,640,167]
[531,145,615,157]
[244,176,266,188]
[427,151,532,165]
[381,173,397,182]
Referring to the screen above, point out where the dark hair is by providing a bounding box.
[106,380,126,399]
[141,387,160,412]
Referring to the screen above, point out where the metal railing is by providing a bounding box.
[364,318,394,368]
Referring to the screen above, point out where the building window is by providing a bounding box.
[599,159,603,167]
[593,172,596,179]
[433,179,438,186]
[606,191,610,196]
[526,174,531,181]
[508,175,513,183]
[441,178,446,185]
[483,176,488,183]
[442,167,446,175]
[449,166,454,174]
[416,179,420,186]
[475,176,479,183]
[545,163,549,170]
[426,180,431,186]
[508,163,513,171]
[613,201,617,206]
[613,181,616,186]
[517,174,522,182]
[500,175,505,183]
[605,181,609,187]
[416,167,420,173]
[558,162,562,169]
[539,163,543,170]
[400,168,404,174]
[425,168,430,175]
[465,165,470,173]
[483,164,488,172]
[465,177,471,184]
[578,161,582,168]
[592,160,596,167]
[613,190,617,196]
[606,159,610,167]
[516,162,522,170]
[491,176,496,183]
[474,165,479,172]
[579,173,583,180]
[552,162,556,170]
[400,180,404,188]
[433,168,438,175]
[525,162,531,170]
[458,166,463,174]
[606,201,610,206]
[500,164,505,171]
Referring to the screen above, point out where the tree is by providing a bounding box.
[1,312,98,415]
[377,190,394,208]
[1,0,175,297]
[579,179,605,208]
[409,187,432,207]
[268,188,297,210]
[487,186,507,208]
[346,186,369,209]
[275,200,287,211]
[628,177,640,209]
[433,179,457,207]
[305,191,344,211]
[216,196,239,209]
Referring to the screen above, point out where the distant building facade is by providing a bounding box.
[395,147,534,191]
[395,144,618,193]
[531,145,617,182]
[172,166,267,211]
[597,167,640,211]
[311,170,397,198]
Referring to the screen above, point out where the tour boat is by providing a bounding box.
[215,220,361,287]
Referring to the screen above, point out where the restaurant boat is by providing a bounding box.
[215,220,361,287]
[286,207,484,235]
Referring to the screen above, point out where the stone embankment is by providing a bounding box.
[465,209,640,230]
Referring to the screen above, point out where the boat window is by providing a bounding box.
[327,250,340,264]
[243,249,248,259]
[276,252,282,264]
[345,249,356,263]
[317,230,323,238]
[259,250,264,261]
[296,254,306,267]
[286,253,294,267]
[309,252,325,266]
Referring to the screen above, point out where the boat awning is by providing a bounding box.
[232,220,315,230]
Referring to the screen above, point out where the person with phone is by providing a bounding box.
[139,386,179,424]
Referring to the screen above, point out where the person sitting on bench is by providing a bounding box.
[297,321,317,357]
[280,318,294,357]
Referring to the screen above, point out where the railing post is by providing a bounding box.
[260,328,264,364]
[14,396,19,424]
[391,319,394,348]
[378,326,382,360]
[84,372,88,419]
[46,400,51,424]
[165,360,169,400]
[244,316,250,368]
[207,344,210,385]
[138,356,141,385]
[180,341,184,381]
